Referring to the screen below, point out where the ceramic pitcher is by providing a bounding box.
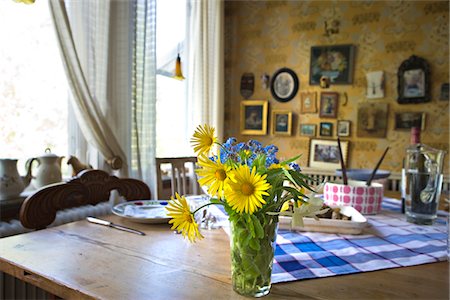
[0,159,32,200]
[30,148,64,189]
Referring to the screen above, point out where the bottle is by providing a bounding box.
[402,127,446,225]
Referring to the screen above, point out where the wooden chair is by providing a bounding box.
[155,157,201,199]
[20,169,151,230]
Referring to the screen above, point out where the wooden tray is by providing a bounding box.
[279,205,368,235]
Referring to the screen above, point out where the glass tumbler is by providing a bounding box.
[402,144,446,225]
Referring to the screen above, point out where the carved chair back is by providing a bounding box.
[20,169,151,230]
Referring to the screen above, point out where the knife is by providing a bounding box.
[86,216,146,236]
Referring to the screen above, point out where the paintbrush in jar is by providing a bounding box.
[366,147,390,187]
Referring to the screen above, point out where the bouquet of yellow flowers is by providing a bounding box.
[166,124,325,297]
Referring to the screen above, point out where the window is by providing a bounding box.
[0,1,68,170]
[1,0,190,175]
[155,0,191,157]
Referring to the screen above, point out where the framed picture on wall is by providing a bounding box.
[337,120,351,137]
[440,83,449,101]
[300,92,317,113]
[366,71,385,99]
[240,100,268,135]
[300,124,316,137]
[319,122,333,137]
[270,68,299,103]
[319,92,339,118]
[309,138,349,170]
[271,110,292,135]
[357,102,388,138]
[394,112,426,130]
[310,44,355,85]
[300,124,316,136]
[397,55,430,104]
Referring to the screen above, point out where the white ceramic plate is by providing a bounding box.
[279,205,368,235]
[112,200,171,224]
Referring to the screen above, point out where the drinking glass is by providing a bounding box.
[402,145,445,225]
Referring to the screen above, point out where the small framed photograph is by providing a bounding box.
[309,138,349,170]
[300,92,317,114]
[240,100,268,135]
[310,44,355,85]
[366,71,385,99]
[337,120,351,137]
[320,122,333,137]
[270,68,299,103]
[272,110,292,136]
[394,112,426,130]
[319,92,339,118]
[300,124,316,137]
[440,83,449,101]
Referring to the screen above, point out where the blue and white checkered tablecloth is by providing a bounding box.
[271,197,448,283]
[207,197,448,283]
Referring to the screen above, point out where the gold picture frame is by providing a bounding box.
[300,124,316,137]
[309,138,349,170]
[271,110,292,136]
[337,120,351,137]
[240,100,268,135]
[300,92,317,113]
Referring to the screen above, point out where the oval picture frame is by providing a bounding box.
[270,68,299,102]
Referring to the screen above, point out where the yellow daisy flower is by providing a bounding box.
[225,165,271,214]
[281,200,292,212]
[190,124,217,155]
[196,153,233,197]
[280,198,304,212]
[166,193,203,242]
[268,163,288,170]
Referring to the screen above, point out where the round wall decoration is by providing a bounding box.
[270,68,299,102]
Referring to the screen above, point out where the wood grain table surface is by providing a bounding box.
[0,214,448,300]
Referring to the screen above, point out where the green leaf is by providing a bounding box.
[280,154,301,165]
[245,214,256,238]
[282,168,299,187]
[249,238,261,251]
[241,230,252,247]
[241,255,260,277]
[251,214,264,239]
[283,186,301,196]
[288,170,316,192]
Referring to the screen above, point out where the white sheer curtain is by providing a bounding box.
[131,0,157,195]
[49,0,130,176]
[50,0,157,195]
[187,0,224,142]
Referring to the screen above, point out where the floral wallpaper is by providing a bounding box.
[224,0,449,174]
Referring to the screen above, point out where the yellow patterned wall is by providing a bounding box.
[224,0,449,174]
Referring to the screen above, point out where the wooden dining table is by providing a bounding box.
[0,211,448,300]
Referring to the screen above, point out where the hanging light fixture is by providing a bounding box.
[14,0,35,4]
[173,53,185,81]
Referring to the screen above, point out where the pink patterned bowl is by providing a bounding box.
[323,180,384,215]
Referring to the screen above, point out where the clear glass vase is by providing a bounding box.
[229,215,278,298]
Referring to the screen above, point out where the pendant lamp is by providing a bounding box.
[14,0,35,4]
[173,53,185,80]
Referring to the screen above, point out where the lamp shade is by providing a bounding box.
[14,0,35,4]
[173,54,185,80]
